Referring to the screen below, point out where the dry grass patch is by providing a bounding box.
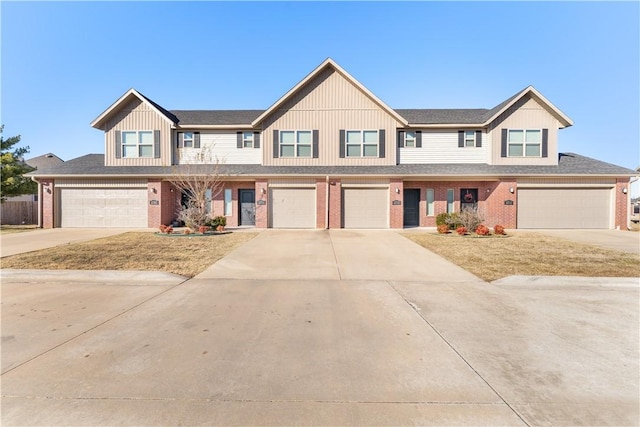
[1,231,259,277]
[403,231,640,282]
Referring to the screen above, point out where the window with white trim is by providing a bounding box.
[446,189,455,213]
[404,131,416,148]
[426,188,435,216]
[243,132,254,148]
[224,189,232,216]
[508,129,541,157]
[464,131,475,147]
[122,131,153,158]
[280,130,312,157]
[346,130,378,157]
[183,132,194,148]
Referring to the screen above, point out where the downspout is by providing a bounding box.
[325,175,330,229]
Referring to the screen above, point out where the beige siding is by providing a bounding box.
[261,68,401,166]
[104,98,173,167]
[488,95,560,166]
[399,130,489,164]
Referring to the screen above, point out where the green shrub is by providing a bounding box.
[436,212,462,230]
[436,213,449,226]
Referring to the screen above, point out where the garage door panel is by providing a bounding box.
[269,188,316,228]
[60,188,147,228]
[518,188,611,229]
[342,188,388,229]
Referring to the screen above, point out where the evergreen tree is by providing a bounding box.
[1,125,37,202]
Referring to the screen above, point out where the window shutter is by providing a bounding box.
[194,132,200,149]
[154,130,161,158]
[273,130,279,158]
[501,129,508,157]
[475,130,482,148]
[177,132,184,148]
[254,132,260,149]
[312,130,319,158]
[115,131,122,159]
[416,130,422,148]
[237,132,243,149]
[339,130,345,158]
[397,130,405,148]
[379,129,385,158]
[542,128,548,158]
[458,130,464,148]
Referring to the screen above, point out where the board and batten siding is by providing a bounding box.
[488,95,560,166]
[104,98,173,167]
[261,67,402,166]
[176,131,261,165]
[399,130,489,164]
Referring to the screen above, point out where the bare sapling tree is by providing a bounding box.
[168,146,225,230]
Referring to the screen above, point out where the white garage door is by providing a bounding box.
[59,188,148,228]
[269,188,316,228]
[517,188,612,229]
[342,188,389,228]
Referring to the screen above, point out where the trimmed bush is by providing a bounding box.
[437,224,450,234]
[475,224,490,236]
[456,226,467,235]
[494,225,506,235]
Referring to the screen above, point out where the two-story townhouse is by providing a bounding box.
[29,58,636,230]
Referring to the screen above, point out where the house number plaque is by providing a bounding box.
[257,200,266,205]
[504,200,514,205]
[392,200,402,205]
[150,200,159,205]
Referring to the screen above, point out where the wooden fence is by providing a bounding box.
[1,201,37,225]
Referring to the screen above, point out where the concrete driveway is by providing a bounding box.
[0,228,152,258]
[1,230,638,426]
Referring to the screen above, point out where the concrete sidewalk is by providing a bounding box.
[0,228,153,258]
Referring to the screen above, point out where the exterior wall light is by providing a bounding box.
[509,187,515,193]
[395,187,400,194]
[261,188,266,195]
[622,188,628,194]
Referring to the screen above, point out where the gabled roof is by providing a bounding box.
[90,88,178,130]
[396,86,573,128]
[251,58,409,127]
[25,153,64,170]
[483,85,573,128]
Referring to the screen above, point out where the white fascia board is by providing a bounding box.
[90,89,175,129]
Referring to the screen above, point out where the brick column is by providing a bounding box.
[485,181,517,229]
[316,179,328,229]
[148,180,162,229]
[328,179,341,228]
[615,179,629,229]
[389,179,403,229]
[41,179,55,228]
[255,180,268,228]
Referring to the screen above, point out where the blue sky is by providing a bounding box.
[2,2,639,191]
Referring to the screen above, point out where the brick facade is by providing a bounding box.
[41,179,55,229]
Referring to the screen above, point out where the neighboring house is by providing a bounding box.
[7,153,64,202]
[28,58,635,230]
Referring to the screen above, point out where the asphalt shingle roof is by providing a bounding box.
[28,153,636,178]
[171,110,263,126]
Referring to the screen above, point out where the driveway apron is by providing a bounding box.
[197,229,482,282]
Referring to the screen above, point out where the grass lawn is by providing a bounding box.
[0,225,38,234]
[403,231,640,282]
[1,231,259,278]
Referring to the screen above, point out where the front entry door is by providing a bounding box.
[403,189,420,227]
[239,189,256,226]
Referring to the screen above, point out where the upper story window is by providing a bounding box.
[404,131,416,147]
[464,131,475,147]
[122,130,154,158]
[280,130,312,157]
[243,132,254,148]
[508,129,541,157]
[346,130,378,157]
[183,132,194,148]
